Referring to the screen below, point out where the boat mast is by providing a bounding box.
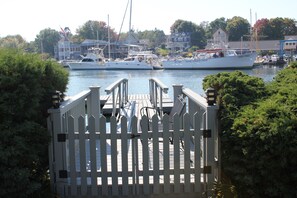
[128,0,132,53]
[108,14,111,60]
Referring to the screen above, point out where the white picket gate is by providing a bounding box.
[47,81,220,198]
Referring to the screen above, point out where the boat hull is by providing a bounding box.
[67,62,155,70]
[67,62,107,70]
[106,61,154,70]
[162,52,257,70]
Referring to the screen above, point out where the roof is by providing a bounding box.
[228,40,281,51]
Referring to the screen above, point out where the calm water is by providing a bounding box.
[66,65,283,97]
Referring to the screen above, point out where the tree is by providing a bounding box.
[76,20,117,41]
[34,28,61,57]
[282,18,297,35]
[0,48,68,197]
[254,17,297,40]
[226,16,250,41]
[253,18,269,40]
[170,19,207,49]
[268,17,297,40]
[137,29,166,49]
[170,19,198,34]
[0,35,28,49]
[190,26,206,49]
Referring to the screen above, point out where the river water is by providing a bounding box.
[65,65,283,97]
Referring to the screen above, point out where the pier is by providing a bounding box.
[47,78,220,198]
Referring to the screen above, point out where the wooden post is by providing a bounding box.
[89,86,100,131]
[173,84,183,101]
[205,104,219,189]
[159,87,163,119]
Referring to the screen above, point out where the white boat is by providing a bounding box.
[105,0,162,70]
[68,50,162,70]
[162,49,257,70]
[67,48,107,70]
[107,51,163,70]
[68,0,163,71]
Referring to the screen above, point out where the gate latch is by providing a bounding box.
[130,134,140,139]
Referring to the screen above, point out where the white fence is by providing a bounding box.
[47,79,219,198]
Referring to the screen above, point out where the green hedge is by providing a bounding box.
[203,66,297,197]
[0,48,68,197]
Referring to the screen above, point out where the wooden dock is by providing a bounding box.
[102,94,173,117]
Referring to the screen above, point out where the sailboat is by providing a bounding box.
[67,0,162,70]
[106,0,163,70]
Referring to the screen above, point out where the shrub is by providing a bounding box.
[203,68,297,197]
[0,48,68,197]
[202,70,266,134]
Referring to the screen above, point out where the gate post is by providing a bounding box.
[88,86,100,131]
[205,104,219,191]
[173,84,183,101]
[47,108,68,196]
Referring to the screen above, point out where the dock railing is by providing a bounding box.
[105,78,129,117]
[149,78,169,119]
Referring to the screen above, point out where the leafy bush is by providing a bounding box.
[203,71,266,133]
[203,68,297,197]
[0,48,68,197]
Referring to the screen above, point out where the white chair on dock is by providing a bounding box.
[140,95,186,143]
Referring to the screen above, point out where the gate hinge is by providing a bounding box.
[59,170,68,178]
[203,166,212,174]
[57,134,67,142]
[130,134,140,139]
[202,129,211,138]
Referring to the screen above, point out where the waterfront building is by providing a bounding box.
[165,31,191,52]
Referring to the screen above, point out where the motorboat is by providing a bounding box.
[106,51,163,70]
[67,50,163,70]
[67,48,107,70]
[161,49,257,70]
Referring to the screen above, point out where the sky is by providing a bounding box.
[1,0,297,42]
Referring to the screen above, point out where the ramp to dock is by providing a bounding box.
[102,94,173,119]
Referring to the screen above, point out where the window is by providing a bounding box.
[82,58,94,62]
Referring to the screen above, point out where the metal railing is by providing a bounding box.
[149,78,169,119]
[105,78,129,117]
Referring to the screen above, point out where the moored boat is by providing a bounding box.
[67,49,163,70]
[67,48,107,70]
[162,49,257,70]
[107,51,163,70]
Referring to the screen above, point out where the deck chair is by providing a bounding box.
[167,95,186,124]
[140,95,186,136]
[166,95,186,144]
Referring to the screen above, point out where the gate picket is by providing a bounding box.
[54,112,215,197]
[120,116,129,196]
